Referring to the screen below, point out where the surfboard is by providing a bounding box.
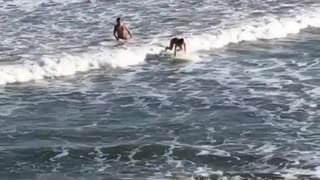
[159,50,174,60]
[99,39,127,49]
[159,50,191,63]
[113,41,127,48]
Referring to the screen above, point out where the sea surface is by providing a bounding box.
[1,0,320,179]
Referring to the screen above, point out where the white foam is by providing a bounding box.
[194,167,223,177]
[282,167,320,179]
[255,143,278,154]
[186,9,320,52]
[196,150,210,156]
[2,0,84,11]
[50,149,69,161]
[0,46,161,85]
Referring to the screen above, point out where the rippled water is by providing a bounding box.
[1,0,320,179]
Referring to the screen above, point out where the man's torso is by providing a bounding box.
[115,23,129,39]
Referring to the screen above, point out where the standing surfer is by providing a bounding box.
[113,17,132,41]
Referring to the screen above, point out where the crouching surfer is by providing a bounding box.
[165,38,186,56]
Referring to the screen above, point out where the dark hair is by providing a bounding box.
[177,38,184,45]
[116,17,121,22]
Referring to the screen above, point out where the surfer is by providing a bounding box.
[165,38,187,56]
[113,17,132,41]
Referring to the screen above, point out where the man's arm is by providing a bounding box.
[113,26,118,40]
[174,45,177,56]
[125,26,132,38]
[183,43,187,54]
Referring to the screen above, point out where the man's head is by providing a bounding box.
[177,38,184,45]
[116,17,121,24]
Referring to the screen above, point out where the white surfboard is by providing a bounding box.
[159,50,191,63]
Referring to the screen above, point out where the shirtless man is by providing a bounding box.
[113,17,132,41]
[165,38,187,56]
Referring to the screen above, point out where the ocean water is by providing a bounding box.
[1,0,320,179]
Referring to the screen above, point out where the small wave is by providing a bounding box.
[1,8,320,85]
[1,0,86,11]
[0,46,161,85]
[186,9,320,52]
